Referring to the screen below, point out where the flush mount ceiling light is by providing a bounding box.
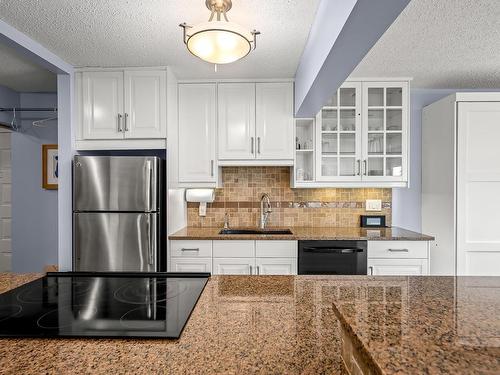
[180,0,260,65]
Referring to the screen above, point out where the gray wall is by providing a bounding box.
[11,92,58,272]
[392,88,500,232]
[0,85,19,124]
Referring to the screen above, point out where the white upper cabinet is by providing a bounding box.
[77,68,167,147]
[362,81,408,182]
[178,83,217,183]
[218,82,294,163]
[82,71,124,140]
[294,78,410,188]
[255,82,294,159]
[218,83,256,160]
[316,82,362,181]
[124,70,166,139]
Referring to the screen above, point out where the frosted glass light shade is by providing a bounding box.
[185,21,253,64]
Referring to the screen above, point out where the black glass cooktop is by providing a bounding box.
[0,272,209,339]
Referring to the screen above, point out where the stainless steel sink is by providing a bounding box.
[219,228,293,235]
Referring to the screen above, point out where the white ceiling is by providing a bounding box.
[0,43,56,92]
[350,0,500,88]
[0,0,320,79]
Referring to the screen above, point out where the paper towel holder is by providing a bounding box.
[185,189,215,216]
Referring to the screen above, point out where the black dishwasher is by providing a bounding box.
[298,240,367,275]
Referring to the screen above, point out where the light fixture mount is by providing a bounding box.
[180,0,260,65]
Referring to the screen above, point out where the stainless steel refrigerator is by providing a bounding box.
[73,155,166,272]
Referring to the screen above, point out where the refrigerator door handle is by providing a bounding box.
[147,214,157,267]
[145,160,152,212]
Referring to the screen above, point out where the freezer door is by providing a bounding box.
[74,213,158,272]
[73,156,158,212]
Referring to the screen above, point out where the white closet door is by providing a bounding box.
[457,102,500,276]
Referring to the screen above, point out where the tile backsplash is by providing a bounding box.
[187,167,392,228]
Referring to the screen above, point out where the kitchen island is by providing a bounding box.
[0,273,498,374]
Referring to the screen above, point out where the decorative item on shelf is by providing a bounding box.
[296,137,301,150]
[179,0,260,67]
[42,144,58,190]
[296,168,304,181]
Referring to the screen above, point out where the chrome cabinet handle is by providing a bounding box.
[147,215,154,266]
[124,113,129,131]
[117,113,123,132]
[181,248,200,252]
[363,160,367,176]
[210,160,214,177]
[369,266,373,275]
[249,265,253,275]
[257,137,261,154]
[356,159,361,176]
[388,248,409,252]
[256,265,260,275]
[251,137,254,154]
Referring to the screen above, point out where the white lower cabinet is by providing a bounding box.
[171,240,297,275]
[170,258,212,273]
[256,258,297,275]
[368,258,429,276]
[367,241,430,276]
[213,258,255,275]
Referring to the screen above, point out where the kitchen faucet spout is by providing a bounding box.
[260,193,272,229]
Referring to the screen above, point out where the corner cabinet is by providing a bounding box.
[218,82,294,165]
[178,83,217,183]
[75,68,167,150]
[293,79,410,188]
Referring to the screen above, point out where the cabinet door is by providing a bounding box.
[178,84,217,183]
[316,82,362,181]
[362,82,408,182]
[218,83,256,159]
[124,70,166,139]
[170,258,212,273]
[212,258,255,275]
[256,257,297,275]
[368,258,428,276]
[255,82,294,159]
[82,71,124,139]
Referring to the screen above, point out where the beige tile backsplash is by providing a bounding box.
[187,167,392,228]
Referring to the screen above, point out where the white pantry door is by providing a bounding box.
[457,102,500,275]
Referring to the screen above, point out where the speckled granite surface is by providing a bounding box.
[328,275,500,375]
[0,274,347,375]
[169,226,434,241]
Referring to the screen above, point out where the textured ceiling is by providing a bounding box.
[350,0,500,88]
[0,0,320,79]
[0,42,56,92]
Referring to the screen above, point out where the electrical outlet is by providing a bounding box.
[366,199,382,212]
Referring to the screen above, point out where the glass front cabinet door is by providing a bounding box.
[315,82,362,181]
[362,82,408,182]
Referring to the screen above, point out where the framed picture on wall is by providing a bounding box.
[42,144,58,190]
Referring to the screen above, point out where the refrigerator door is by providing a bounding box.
[74,212,158,272]
[73,156,158,212]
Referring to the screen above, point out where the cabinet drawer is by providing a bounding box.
[368,258,429,276]
[170,257,212,273]
[255,241,297,258]
[256,257,297,275]
[171,240,212,257]
[212,258,255,275]
[213,240,255,258]
[368,241,428,259]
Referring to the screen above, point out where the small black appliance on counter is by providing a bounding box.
[360,215,386,228]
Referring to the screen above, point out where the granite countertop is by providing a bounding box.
[169,226,435,241]
[330,275,500,374]
[2,274,496,374]
[0,273,347,374]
